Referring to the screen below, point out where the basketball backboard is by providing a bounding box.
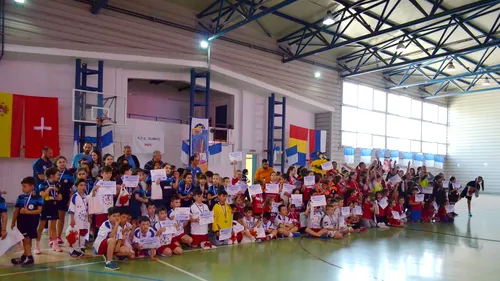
[72,89,127,125]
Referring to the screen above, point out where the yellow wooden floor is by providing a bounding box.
[1,194,498,281]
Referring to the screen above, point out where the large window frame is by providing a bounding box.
[341,82,447,155]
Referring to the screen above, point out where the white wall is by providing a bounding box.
[445,91,500,194]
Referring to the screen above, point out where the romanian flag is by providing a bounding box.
[0,93,23,157]
[289,125,308,166]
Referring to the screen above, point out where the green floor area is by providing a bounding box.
[1,195,499,281]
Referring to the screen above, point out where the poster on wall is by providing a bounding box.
[132,133,164,154]
[191,117,209,173]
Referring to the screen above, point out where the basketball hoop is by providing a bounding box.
[96,117,112,125]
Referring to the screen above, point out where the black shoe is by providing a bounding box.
[11,258,23,265]
[69,250,83,258]
[21,258,34,267]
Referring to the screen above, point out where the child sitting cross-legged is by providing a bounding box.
[320,204,343,239]
[261,212,278,240]
[304,190,328,239]
[274,204,300,238]
[241,206,261,243]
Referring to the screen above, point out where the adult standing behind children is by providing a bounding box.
[32,146,53,189]
[186,155,203,179]
[254,159,275,184]
[71,142,93,169]
[117,145,140,169]
[144,151,163,174]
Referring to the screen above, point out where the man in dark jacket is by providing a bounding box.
[117,145,140,169]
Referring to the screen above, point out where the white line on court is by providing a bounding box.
[157,259,208,281]
[0,261,102,277]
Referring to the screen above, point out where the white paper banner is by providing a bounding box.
[133,134,164,154]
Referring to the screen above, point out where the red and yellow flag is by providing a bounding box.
[0,92,24,157]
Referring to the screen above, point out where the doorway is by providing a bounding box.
[245,153,257,185]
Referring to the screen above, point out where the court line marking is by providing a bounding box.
[157,259,208,281]
[62,268,163,281]
[0,261,101,277]
[401,226,500,243]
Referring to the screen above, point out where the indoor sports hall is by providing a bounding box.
[0,0,499,281]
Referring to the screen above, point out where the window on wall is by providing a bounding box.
[341,82,448,154]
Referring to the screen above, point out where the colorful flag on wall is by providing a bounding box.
[289,125,308,166]
[425,154,435,168]
[191,117,209,172]
[414,154,424,167]
[83,130,114,155]
[309,129,327,153]
[285,145,298,165]
[24,96,60,158]
[403,152,413,166]
[360,149,372,163]
[344,147,355,164]
[435,156,444,169]
[181,140,190,165]
[390,150,400,163]
[0,93,23,158]
[208,142,222,166]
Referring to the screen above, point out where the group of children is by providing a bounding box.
[2,152,470,270]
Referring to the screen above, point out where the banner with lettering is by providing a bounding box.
[190,117,209,173]
[132,133,164,154]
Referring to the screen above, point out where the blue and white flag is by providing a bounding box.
[376,149,387,163]
[285,146,298,165]
[83,130,114,155]
[344,147,355,164]
[208,143,222,166]
[435,156,444,169]
[403,152,413,166]
[425,154,435,168]
[390,150,400,164]
[414,154,424,167]
[181,140,190,165]
[360,149,372,163]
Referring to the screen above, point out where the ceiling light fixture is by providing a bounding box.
[447,61,456,72]
[483,77,491,86]
[396,41,406,53]
[314,71,321,78]
[323,10,335,26]
[200,40,209,49]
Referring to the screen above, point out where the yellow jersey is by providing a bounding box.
[212,203,233,232]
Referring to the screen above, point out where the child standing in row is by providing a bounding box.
[68,179,91,257]
[10,177,43,266]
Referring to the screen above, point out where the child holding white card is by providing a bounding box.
[437,201,454,223]
[274,204,300,238]
[168,196,193,248]
[190,190,214,249]
[212,191,233,246]
[409,188,423,222]
[132,217,157,261]
[304,190,328,238]
[91,166,116,229]
[375,191,389,228]
[361,193,377,228]
[264,172,280,203]
[178,172,195,208]
[386,199,403,227]
[321,205,343,239]
[262,212,278,240]
[154,207,180,256]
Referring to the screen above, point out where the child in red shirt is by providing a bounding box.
[409,188,423,222]
[251,181,265,215]
[361,194,377,228]
[287,204,300,229]
[438,201,454,223]
[386,199,403,226]
[264,172,280,203]
[421,199,436,223]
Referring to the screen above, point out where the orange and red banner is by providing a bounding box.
[0,92,23,157]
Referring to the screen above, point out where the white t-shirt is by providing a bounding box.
[117,222,133,248]
[307,209,324,229]
[93,220,116,251]
[243,216,258,229]
[153,220,173,246]
[262,220,276,230]
[274,214,290,228]
[68,192,89,230]
[190,202,210,235]
[321,214,337,229]
[132,227,156,245]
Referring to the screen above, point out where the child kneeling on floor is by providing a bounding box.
[132,216,158,261]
